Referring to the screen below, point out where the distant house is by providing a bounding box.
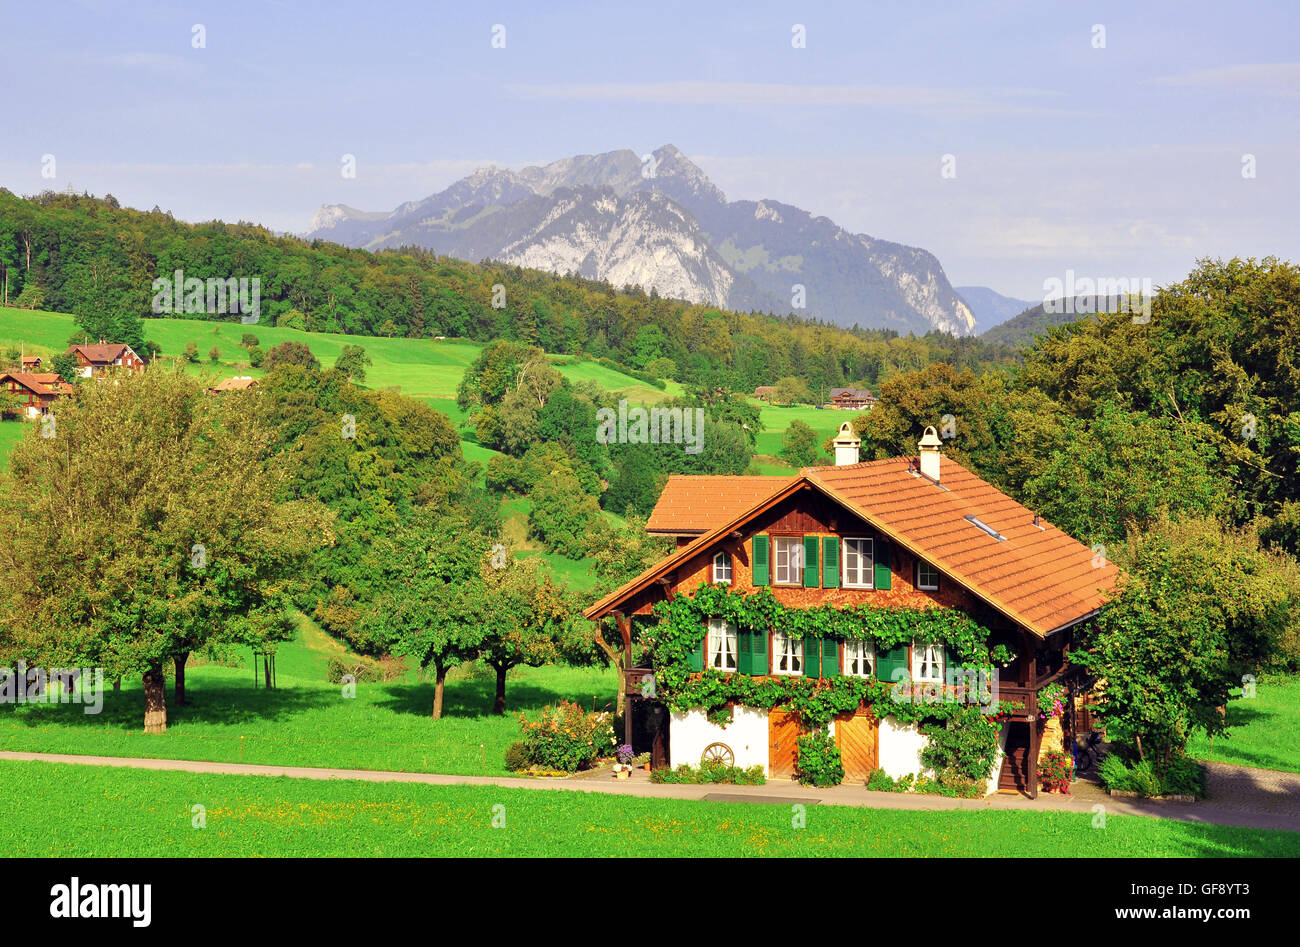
[209,376,259,394]
[828,387,877,411]
[20,356,42,370]
[0,372,72,419]
[753,386,777,402]
[66,342,145,378]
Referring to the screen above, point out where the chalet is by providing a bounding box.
[209,376,259,394]
[828,387,877,410]
[20,356,41,370]
[66,342,145,378]
[0,372,72,419]
[585,423,1120,796]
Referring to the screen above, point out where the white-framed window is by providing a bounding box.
[916,560,939,591]
[843,537,874,587]
[707,617,738,672]
[712,551,732,585]
[772,630,803,675]
[913,641,944,683]
[843,639,875,678]
[773,536,804,585]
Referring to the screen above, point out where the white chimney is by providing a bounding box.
[918,425,942,481]
[833,422,861,466]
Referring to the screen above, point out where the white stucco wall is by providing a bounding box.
[985,723,1009,796]
[669,706,769,772]
[877,715,928,779]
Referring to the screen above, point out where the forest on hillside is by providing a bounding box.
[0,189,1017,395]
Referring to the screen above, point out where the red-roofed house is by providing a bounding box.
[0,372,73,419]
[66,342,145,378]
[208,376,259,394]
[586,423,1120,796]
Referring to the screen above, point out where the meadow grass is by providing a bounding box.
[1188,674,1300,774]
[0,623,619,778]
[2,758,1295,857]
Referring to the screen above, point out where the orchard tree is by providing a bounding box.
[334,344,372,383]
[0,368,333,731]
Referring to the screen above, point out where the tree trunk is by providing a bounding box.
[594,636,627,718]
[142,664,167,733]
[431,664,447,720]
[173,652,188,706]
[263,654,272,688]
[112,676,121,693]
[493,663,508,716]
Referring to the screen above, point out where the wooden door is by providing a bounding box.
[998,722,1030,794]
[835,709,879,781]
[768,709,800,778]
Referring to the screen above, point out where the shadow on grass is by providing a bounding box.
[1,678,333,732]
[376,675,617,720]
[1162,820,1300,857]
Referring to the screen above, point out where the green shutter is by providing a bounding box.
[736,628,751,675]
[752,535,770,586]
[802,535,820,588]
[873,539,892,590]
[689,626,705,672]
[877,644,908,683]
[945,645,962,681]
[803,636,820,678]
[823,637,840,677]
[822,537,840,588]
[752,627,769,676]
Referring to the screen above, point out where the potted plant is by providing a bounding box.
[634,751,651,771]
[613,744,635,779]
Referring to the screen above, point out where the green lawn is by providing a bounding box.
[2,758,1295,857]
[752,402,857,461]
[1188,673,1300,774]
[0,622,619,777]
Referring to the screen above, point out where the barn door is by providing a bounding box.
[835,709,879,781]
[768,709,800,778]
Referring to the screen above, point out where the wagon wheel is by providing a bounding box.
[702,743,735,766]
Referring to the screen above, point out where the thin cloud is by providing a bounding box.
[1151,63,1300,96]
[508,81,1079,117]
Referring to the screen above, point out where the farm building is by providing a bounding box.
[585,423,1119,796]
[0,371,73,419]
[66,342,146,378]
[827,387,877,410]
[209,376,259,393]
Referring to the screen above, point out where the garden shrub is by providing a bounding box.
[867,768,912,792]
[795,729,844,787]
[503,741,529,773]
[650,762,766,785]
[1097,753,1204,797]
[517,700,616,772]
[1037,750,1074,794]
[919,709,999,789]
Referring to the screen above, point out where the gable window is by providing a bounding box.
[712,551,732,585]
[772,630,803,675]
[843,639,875,678]
[842,538,874,588]
[916,560,939,591]
[772,536,804,585]
[707,618,738,672]
[913,641,944,683]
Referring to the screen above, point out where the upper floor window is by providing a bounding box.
[772,536,803,585]
[913,641,944,683]
[712,551,732,585]
[772,630,803,675]
[843,537,874,587]
[707,617,738,673]
[843,639,875,678]
[916,560,939,591]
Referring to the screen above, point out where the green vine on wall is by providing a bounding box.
[645,584,1019,729]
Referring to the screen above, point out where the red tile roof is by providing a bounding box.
[645,474,794,534]
[1,372,71,396]
[68,343,132,364]
[586,458,1121,637]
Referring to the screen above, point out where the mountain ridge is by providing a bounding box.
[306,145,977,336]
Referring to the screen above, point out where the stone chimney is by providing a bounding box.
[918,425,942,481]
[832,422,861,466]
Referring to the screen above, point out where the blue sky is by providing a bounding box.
[3,0,1297,299]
